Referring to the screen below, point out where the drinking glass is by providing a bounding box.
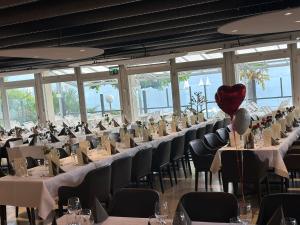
[284,218,298,225]
[67,197,82,215]
[80,209,94,225]
[173,210,188,225]
[229,217,243,224]
[239,202,252,224]
[155,201,169,224]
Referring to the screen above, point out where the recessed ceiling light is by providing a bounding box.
[284,12,293,16]
[33,56,39,58]
[79,49,86,52]
[231,29,238,33]
[295,20,300,23]
[66,58,72,60]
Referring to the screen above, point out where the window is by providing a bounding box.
[176,51,223,63]
[4,74,34,82]
[178,68,223,118]
[81,65,118,74]
[47,68,74,76]
[235,44,287,55]
[129,71,173,120]
[83,79,121,123]
[7,87,37,127]
[43,81,80,125]
[235,58,292,109]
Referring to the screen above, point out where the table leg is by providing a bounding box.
[30,208,36,225]
[0,205,7,225]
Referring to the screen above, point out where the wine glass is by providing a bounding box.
[229,217,243,224]
[284,218,298,225]
[67,197,82,215]
[239,202,252,224]
[80,209,94,225]
[155,201,169,224]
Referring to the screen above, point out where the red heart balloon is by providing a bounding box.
[215,84,246,118]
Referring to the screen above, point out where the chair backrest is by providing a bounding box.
[216,128,229,143]
[179,192,238,222]
[29,135,38,146]
[26,156,38,169]
[131,147,152,181]
[184,130,197,151]
[109,188,159,218]
[205,123,214,134]
[111,156,132,195]
[151,141,171,170]
[170,135,185,161]
[213,120,224,133]
[189,139,213,170]
[221,150,268,183]
[284,154,300,170]
[257,194,300,225]
[196,127,206,140]
[7,138,23,148]
[203,133,223,149]
[58,165,111,211]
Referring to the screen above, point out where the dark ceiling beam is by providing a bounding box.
[0,0,220,37]
[0,0,283,48]
[0,0,143,27]
[0,0,37,9]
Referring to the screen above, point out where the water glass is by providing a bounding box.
[155,201,169,224]
[67,197,82,215]
[229,217,243,224]
[80,209,94,225]
[284,217,298,225]
[239,202,252,224]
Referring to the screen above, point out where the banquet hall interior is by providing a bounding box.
[1,1,300,225]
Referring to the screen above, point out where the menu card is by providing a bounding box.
[102,135,111,155]
[271,123,281,139]
[171,120,177,133]
[197,112,204,122]
[229,132,240,148]
[278,118,286,132]
[13,157,28,177]
[263,128,272,147]
[142,128,151,141]
[190,115,196,125]
[181,116,188,129]
[158,120,166,137]
[77,141,90,166]
[47,149,60,176]
[286,112,294,127]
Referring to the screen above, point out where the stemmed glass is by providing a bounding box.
[284,218,298,225]
[67,197,82,225]
[155,201,169,224]
[80,209,94,225]
[239,202,252,225]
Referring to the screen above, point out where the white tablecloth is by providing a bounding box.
[0,121,214,220]
[210,127,300,178]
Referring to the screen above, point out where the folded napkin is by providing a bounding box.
[97,121,106,131]
[85,126,92,134]
[92,198,108,223]
[112,119,120,127]
[58,128,67,136]
[50,133,60,143]
[51,161,65,176]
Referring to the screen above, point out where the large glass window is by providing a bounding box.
[236,44,287,55]
[129,71,173,120]
[43,81,80,125]
[83,79,121,123]
[176,51,223,63]
[178,68,223,118]
[7,87,37,127]
[235,58,292,108]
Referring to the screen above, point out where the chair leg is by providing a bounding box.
[265,177,270,194]
[185,154,192,175]
[0,205,7,225]
[204,171,208,191]
[26,207,32,225]
[167,165,173,187]
[181,158,187,178]
[209,171,212,185]
[256,182,262,203]
[158,170,164,193]
[218,171,222,185]
[15,206,18,218]
[172,162,177,184]
[147,174,153,189]
[195,171,199,191]
[223,181,228,192]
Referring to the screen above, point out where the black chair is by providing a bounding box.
[223,117,231,127]
[0,137,23,170]
[196,126,206,140]
[257,193,300,225]
[221,150,269,202]
[189,140,214,191]
[215,128,229,145]
[58,165,111,216]
[203,133,225,153]
[212,120,224,133]
[131,147,153,188]
[111,156,132,195]
[184,129,197,175]
[205,123,214,134]
[170,135,187,184]
[109,188,159,218]
[151,141,173,193]
[283,154,300,188]
[178,192,238,222]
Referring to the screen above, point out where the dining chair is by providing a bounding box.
[257,193,300,225]
[203,133,225,153]
[205,123,214,134]
[223,117,231,127]
[0,138,23,170]
[189,139,214,191]
[212,120,224,133]
[178,192,238,222]
[283,154,300,188]
[184,129,197,175]
[110,156,132,195]
[221,150,270,202]
[196,126,206,140]
[215,128,229,145]
[131,147,153,188]
[109,188,159,218]
[151,141,173,193]
[170,135,187,184]
[58,165,111,216]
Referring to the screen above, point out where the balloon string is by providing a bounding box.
[232,117,245,203]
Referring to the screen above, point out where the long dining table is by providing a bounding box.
[0,120,213,224]
[210,126,300,178]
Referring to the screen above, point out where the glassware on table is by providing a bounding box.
[284,217,298,225]
[67,197,82,215]
[229,217,243,224]
[173,210,188,225]
[80,209,94,225]
[239,202,252,225]
[155,201,169,224]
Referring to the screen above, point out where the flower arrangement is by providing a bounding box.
[260,116,273,129]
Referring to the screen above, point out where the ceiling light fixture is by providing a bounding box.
[295,20,300,23]
[231,29,238,33]
[284,12,293,16]
[79,49,86,52]
[66,58,72,60]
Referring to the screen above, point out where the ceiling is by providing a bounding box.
[0,0,299,71]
